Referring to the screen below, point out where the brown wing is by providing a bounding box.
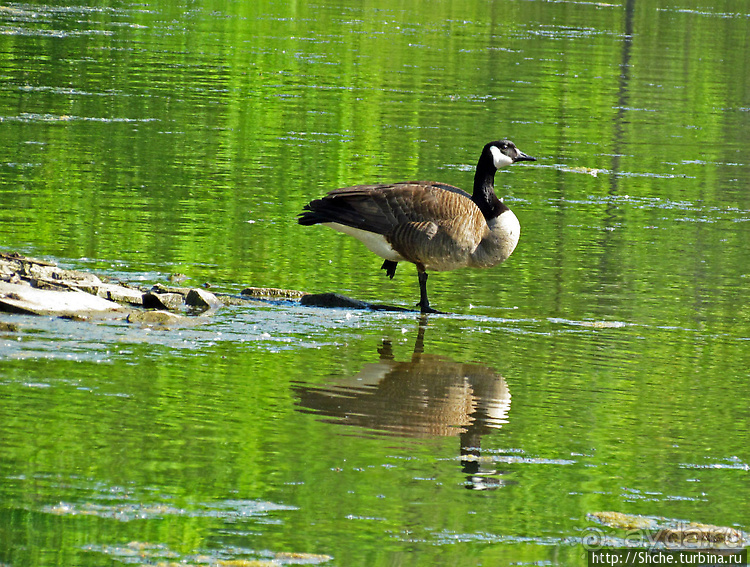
[299,182,488,269]
[299,182,476,232]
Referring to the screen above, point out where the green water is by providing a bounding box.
[1,1,749,566]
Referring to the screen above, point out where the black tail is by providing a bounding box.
[298,203,327,226]
[297,189,396,234]
[298,196,375,231]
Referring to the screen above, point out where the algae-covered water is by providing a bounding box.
[1,1,749,566]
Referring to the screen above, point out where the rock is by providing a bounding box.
[81,281,145,306]
[300,292,411,312]
[215,293,256,306]
[127,310,184,326]
[142,292,184,310]
[1,252,412,322]
[241,286,305,299]
[151,282,192,296]
[0,252,144,307]
[0,252,102,289]
[300,293,370,309]
[0,281,125,317]
[588,511,749,548]
[0,254,274,322]
[274,552,334,563]
[655,523,744,546]
[0,321,20,333]
[185,288,221,311]
[589,511,658,530]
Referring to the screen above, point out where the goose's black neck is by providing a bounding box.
[472,153,507,220]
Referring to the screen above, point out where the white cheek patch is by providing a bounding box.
[490,145,514,169]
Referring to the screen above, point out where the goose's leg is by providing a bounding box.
[416,266,442,314]
[381,260,398,279]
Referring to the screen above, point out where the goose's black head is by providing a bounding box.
[484,140,536,170]
[472,140,536,220]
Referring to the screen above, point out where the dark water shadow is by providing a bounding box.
[292,319,512,490]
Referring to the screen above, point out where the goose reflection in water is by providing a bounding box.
[293,322,512,490]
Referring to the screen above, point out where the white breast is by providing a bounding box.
[469,209,520,268]
[490,209,521,253]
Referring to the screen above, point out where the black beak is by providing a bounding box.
[515,150,536,162]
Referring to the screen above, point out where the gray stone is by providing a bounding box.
[300,293,369,309]
[185,288,221,310]
[143,292,184,310]
[0,281,125,317]
[127,310,184,326]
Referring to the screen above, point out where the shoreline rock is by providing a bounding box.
[0,252,417,323]
[0,252,228,322]
[0,281,125,317]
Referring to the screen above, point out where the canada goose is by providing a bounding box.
[298,140,536,313]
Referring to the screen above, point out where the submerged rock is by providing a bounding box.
[168,272,189,283]
[588,511,748,548]
[589,511,658,530]
[0,321,20,333]
[300,292,369,309]
[241,286,305,299]
[274,551,333,563]
[300,292,412,312]
[655,523,744,546]
[127,310,184,326]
